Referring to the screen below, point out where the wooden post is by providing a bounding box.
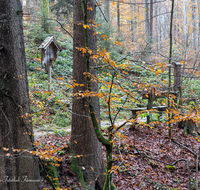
[147,91,154,124]
[173,62,182,105]
[48,62,52,92]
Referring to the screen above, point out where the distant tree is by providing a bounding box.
[150,0,153,41]
[191,0,197,55]
[117,0,120,35]
[130,0,137,42]
[145,0,150,43]
[0,0,41,189]
[40,0,50,33]
[50,0,73,30]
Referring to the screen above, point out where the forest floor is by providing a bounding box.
[36,121,200,190]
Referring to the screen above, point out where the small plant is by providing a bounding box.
[149,160,158,168]
[54,129,68,137]
[57,151,65,155]
[165,165,176,171]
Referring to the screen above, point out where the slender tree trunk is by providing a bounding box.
[0,1,41,189]
[40,0,50,33]
[104,0,110,22]
[130,0,137,42]
[104,0,110,50]
[145,0,150,43]
[150,0,153,41]
[191,0,197,55]
[156,1,160,52]
[71,0,105,189]
[197,0,200,48]
[184,0,188,67]
[117,0,120,36]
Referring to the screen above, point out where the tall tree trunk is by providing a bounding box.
[191,0,197,55]
[0,1,41,189]
[145,0,150,43]
[150,0,153,41]
[130,0,137,42]
[197,0,200,48]
[104,0,110,22]
[117,0,120,36]
[104,0,110,50]
[184,0,188,67]
[40,0,50,33]
[156,0,161,52]
[71,0,105,189]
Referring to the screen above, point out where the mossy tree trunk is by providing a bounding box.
[71,0,117,190]
[0,1,41,189]
[71,0,105,189]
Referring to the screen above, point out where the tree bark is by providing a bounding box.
[150,0,153,41]
[156,1,160,52]
[191,0,197,55]
[183,0,188,67]
[130,0,137,42]
[197,0,200,48]
[104,0,110,22]
[0,1,41,189]
[40,0,50,33]
[104,0,110,50]
[71,0,105,189]
[117,0,120,36]
[145,0,150,43]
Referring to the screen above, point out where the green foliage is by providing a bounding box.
[54,129,68,137]
[40,158,60,188]
[165,165,176,171]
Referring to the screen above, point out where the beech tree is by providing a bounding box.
[71,0,105,189]
[40,0,50,33]
[0,0,41,189]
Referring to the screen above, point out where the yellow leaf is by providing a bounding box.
[3,147,9,151]
[74,141,77,144]
[155,71,158,75]
[163,80,166,84]
[112,2,115,5]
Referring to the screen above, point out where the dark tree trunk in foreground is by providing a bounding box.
[0,0,41,190]
[71,0,105,189]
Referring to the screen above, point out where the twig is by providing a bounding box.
[108,72,116,126]
[54,19,73,39]
[171,139,197,156]
[95,0,108,22]
[113,95,129,124]
[115,116,133,132]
